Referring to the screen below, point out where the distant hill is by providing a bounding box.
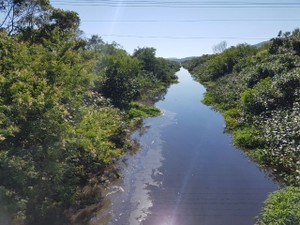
[168,41,269,62]
[253,41,269,48]
[167,41,270,62]
[168,56,197,63]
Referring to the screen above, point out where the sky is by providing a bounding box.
[50,1,300,58]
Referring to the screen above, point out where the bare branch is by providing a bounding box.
[213,41,227,53]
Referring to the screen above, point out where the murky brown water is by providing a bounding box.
[91,67,277,225]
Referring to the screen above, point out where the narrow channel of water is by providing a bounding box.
[92,67,278,225]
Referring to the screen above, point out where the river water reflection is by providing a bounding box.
[93,68,278,225]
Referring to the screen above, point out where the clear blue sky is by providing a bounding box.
[50,0,300,58]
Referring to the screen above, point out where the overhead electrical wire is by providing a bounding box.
[50,0,300,8]
[49,0,298,41]
[81,19,300,23]
[93,34,270,40]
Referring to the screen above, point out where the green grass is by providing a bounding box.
[127,102,161,121]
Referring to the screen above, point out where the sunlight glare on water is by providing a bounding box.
[96,68,278,225]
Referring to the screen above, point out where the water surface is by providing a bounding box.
[93,68,277,225]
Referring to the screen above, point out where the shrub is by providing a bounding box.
[223,107,240,129]
[256,187,300,225]
[202,92,214,105]
[233,127,263,149]
[127,102,161,120]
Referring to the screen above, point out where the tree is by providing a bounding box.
[133,47,156,72]
[86,34,104,51]
[212,41,227,53]
[100,50,141,108]
[0,0,52,35]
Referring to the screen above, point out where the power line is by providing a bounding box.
[96,34,270,40]
[50,0,300,8]
[81,19,300,23]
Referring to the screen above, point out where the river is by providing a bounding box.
[91,67,278,225]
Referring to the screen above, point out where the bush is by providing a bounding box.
[256,187,300,225]
[127,102,161,120]
[202,92,215,105]
[223,107,240,129]
[233,127,263,149]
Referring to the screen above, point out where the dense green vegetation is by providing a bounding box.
[183,29,300,224]
[0,1,180,224]
[256,187,300,225]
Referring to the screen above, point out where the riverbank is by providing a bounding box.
[67,83,174,225]
[182,30,300,224]
[92,67,277,225]
[0,25,180,224]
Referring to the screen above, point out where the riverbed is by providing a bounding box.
[91,67,278,225]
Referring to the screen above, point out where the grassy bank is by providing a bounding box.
[183,29,300,224]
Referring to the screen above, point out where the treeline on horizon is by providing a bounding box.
[183,30,300,224]
[0,0,180,224]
